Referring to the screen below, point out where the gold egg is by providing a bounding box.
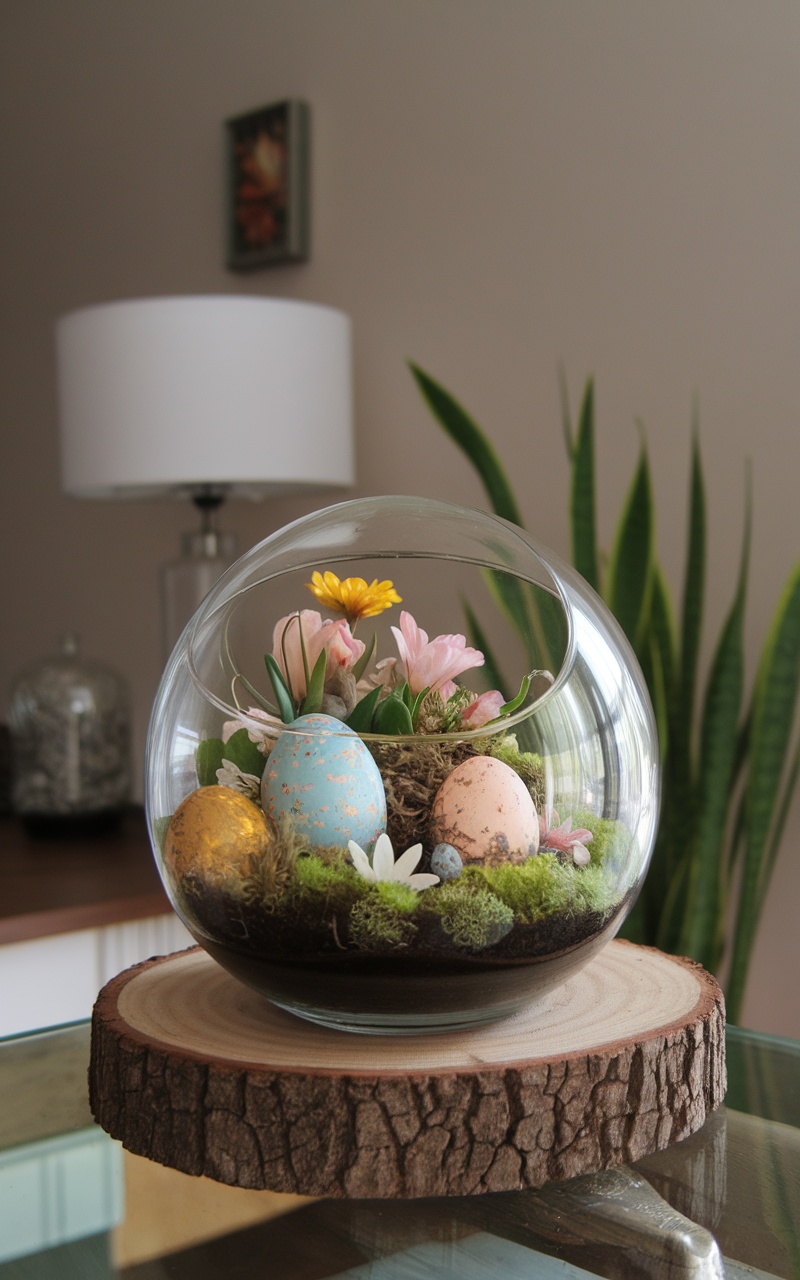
[163,786,273,892]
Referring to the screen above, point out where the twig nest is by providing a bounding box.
[430,756,539,867]
[164,786,273,891]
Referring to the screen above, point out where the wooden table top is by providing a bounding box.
[0,808,171,945]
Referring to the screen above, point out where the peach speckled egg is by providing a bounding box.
[430,755,539,867]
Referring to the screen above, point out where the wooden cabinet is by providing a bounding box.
[0,810,192,1036]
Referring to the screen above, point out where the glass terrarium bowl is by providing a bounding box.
[146,496,660,1035]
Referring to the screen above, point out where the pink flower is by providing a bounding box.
[390,611,484,697]
[539,810,593,866]
[461,690,506,729]
[273,610,365,700]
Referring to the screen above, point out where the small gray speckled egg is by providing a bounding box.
[430,842,463,881]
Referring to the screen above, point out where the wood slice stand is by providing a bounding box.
[89,940,725,1199]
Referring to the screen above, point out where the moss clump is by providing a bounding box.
[349,898,418,950]
[431,880,515,950]
[572,812,630,873]
[475,853,617,922]
[291,853,370,911]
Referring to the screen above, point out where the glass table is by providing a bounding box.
[1,1020,797,1278]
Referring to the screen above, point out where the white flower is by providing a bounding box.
[222,707,283,756]
[348,833,440,891]
[216,759,262,801]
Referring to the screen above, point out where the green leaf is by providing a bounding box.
[728,556,800,1019]
[345,684,384,732]
[409,363,524,527]
[637,565,675,765]
[483,569,567,677]
[300,648,328,716]
[373,692,415,735]
[500,672,532,718]
[196,737,225,787]
[410,362,568,674]
[675,423,706,760]
[222,728,267,780]
[264,653,296,724]
[678,517,748,970]
[462,598,510,699]
[557,362,574,456]
[409,687,429,728]
[569,378,599,591]
[351,631,377,683]
[605,440,654,652]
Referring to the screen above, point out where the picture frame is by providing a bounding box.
[225,100,310,270]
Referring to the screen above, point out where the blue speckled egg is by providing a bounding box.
[431,842,463,881]
[261,714,386,854]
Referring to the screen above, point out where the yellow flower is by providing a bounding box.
[307,570,402,622]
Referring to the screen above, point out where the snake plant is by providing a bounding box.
[411,362,800,1022]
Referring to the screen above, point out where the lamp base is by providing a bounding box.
[161,530,237,658]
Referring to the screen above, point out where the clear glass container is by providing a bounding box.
[146,497,660,1033]
[9,634,131,835]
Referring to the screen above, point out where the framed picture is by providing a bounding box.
[225,100,310,270]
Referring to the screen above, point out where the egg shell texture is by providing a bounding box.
[430,755,539,867]
[163,786,273,890]
[262,713,386,853]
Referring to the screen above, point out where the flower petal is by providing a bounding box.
[348,840,376,881]
[406,873,440,891]
[371,832,396,880]
[391,843,424,881]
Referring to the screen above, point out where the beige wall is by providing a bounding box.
[1,1,798,1035]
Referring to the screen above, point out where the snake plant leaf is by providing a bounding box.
[558,363,575,456]
[408,363,524,527]
[605,440,654,654]
[462,597,509,699]
[728,557,800,1019]
[569,378,599,592]
[264,653,296,724]
[678,523,748,970]
[409,364,567,673]
[481,568,564,674]
[675,423,706,761]
[644,564,676,761]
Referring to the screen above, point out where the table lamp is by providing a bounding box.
[56,295,355,654]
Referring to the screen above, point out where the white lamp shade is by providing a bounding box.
[56,296,355,499]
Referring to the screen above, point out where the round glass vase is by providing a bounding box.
[146,496,660,1035]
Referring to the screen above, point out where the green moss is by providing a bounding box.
[291,853,369,910]
[573,812,630,871]
[349,898,417,950]
[474,853,617,922]
[430,881,515,950]
[374,880,419,914]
